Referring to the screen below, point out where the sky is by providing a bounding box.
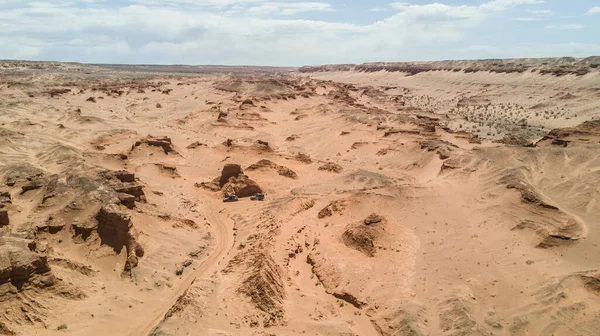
[0,0,598,66]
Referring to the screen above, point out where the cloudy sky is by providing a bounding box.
[0,0,598,65]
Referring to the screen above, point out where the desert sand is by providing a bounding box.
[0,58,599,335]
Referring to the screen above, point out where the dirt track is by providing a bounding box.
[130,201,233,336]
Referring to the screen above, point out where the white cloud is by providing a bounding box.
[586,7,600,15]
[246,2,333,15]
[527,9,552,15]
[479,0,544,12]
[545,24,584,30]
[369,7,386,12]
[0,0,579,65]
[127,1,333,15]
[128,0,266,8]
[390,2,411,10]
[510,8,552,21]
[391,0,543,15]
[510,17,542,21]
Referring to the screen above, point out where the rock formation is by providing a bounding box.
[246,159,298,179]
[132,135,175,154]
[198,164,263,198]
[318,162,343,173]
[342,214,386,257]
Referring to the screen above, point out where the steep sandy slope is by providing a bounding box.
[0,60,598,335]
[307,65,600,143]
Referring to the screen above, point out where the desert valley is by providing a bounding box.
[1,57,600,336]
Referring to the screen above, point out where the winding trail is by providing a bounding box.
[129,201,232,336]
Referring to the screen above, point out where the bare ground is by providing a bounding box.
[0,59,599,335]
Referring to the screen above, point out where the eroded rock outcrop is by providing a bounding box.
[132,135,175,154]
[3,167,147,275]
[500,172,559,210]
[0,191,10,227]
[0,243,50,287]
[547,120,600,138]
[317,200,346,219]
[0,210,7,227]
[246,159,298,179]
[539,120,600,148]
[236,248,285,327]
[294,153,312,164]
[100,170,145,208]
[222,217,286,327]
[495,134,535,147]
[318,162,343,173]
[342,214,387,257]
[198,164,263,198]
[500,170,585,248]
[220,164,243,187]
[0,235,86,333]
[186,141,206,149]
[420,139,458,160]
[222,175,263,198]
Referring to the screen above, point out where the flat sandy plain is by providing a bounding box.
[0,57,600,335]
